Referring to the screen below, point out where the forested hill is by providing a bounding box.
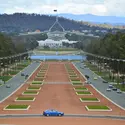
[0,13,119,34]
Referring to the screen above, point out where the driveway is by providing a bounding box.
[73,62,125,109]
[0,61,40,102]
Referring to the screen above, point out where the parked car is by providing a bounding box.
[117,89,122,94]
[21,72,25,76]
[94,77,98,80]
[43,109,64,116]
[108,84,113,88]
[6,85,10,88]
[112,87,117,91]
[106,88,111,91]
[25,74,29,79]
[85,75,89,79]
[103,80,108,83]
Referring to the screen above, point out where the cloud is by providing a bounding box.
[0,0,125,17]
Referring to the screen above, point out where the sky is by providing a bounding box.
[0,0,125,17]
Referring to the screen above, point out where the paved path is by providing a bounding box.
[0,62,40,102]
[73,62,125,109]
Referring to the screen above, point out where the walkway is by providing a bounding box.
[73,62,125,109]
[0,61,40,102]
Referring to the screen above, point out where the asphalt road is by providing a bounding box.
[0,114,125,120]
[73,62,125,109]
[0,61,40,102]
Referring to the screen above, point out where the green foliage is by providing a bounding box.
[86,32,125,59]
[0,33,16,57]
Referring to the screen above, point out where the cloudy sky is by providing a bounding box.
[0,0,125,17]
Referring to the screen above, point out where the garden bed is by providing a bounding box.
[80,98,100,102]
[22,91,39,95]
[74,87,88,91]
[27,86,41,90]
[32,81,43,84]
[72,83,83,85]
[76,91,92,95]
[85,105,112,111]
[34,77,44,81]
[15,97,35,101]
[4,105,30,110]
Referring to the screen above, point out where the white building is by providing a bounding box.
[38,39,77,48]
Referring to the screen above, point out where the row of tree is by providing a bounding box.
[0,32,48,57]
[85,32,125,59]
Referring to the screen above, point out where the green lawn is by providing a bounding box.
[5,105,29,109]
[0,76,12,81]
[74,87,88,91]
[23,91,38,94]
[0,83,3,86]
[16,97,35,101]
[86,105,110,110]
[76,91,91,94]
[4,71,19,75]
[80,98,98,101]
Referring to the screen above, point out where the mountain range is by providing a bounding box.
[51,13,125,25]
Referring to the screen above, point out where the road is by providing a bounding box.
[0,61,40,102]
[0,114,125,120]
[73,62,125,109]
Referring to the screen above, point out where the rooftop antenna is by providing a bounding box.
[49,9,65,32]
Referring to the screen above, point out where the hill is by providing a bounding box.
[57,13,125,25]
[0,13,121,35]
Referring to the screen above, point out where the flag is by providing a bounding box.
[54,9,57,12]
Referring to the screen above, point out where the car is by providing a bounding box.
[108,84,113,88]
[6,85,10,88]
[85,75,89,79]
[43,109,64,116]
[94,77,98,80]
[103,80,108,83]
[87,80,91,84]
[106,88,111,91]
[21,72,25,76]
[117,89,122,94]
[112,87,117,91]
